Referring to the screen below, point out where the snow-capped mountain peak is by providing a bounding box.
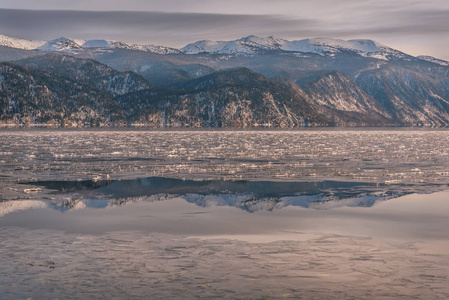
[182,35,283,54]
[0,34,181,55]
[182,35,408,60]
[0,33,45,50]
[0,33,441,62]
[417,55,449,66]
[287,37,403,59]
[237,35,279,45]
[182,39,231,54]
[37,37,85,52]
[81,39,182,54]
[304,37,385,52]
[347,39,385,52]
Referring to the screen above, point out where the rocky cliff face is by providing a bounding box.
[15,54,151,96]
[354,65,449,126]
[0,62,126,127]
[1,58,329,127]
[301,71,394,126]
[116,68,327,128]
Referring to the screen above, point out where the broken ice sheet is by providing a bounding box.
[1,129,449,299]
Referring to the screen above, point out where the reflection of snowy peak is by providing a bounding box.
[0,200,47,217]
[182,36,409,60]
[36,37,182,54]
[0,198,113,217]
[0,33,45,50]
[0,192,387,217]
[182,193,385,212]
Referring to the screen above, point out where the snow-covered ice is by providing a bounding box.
[1,129,449,299]
[1,129,449,185]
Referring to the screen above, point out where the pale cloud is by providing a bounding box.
[0,9,319,46]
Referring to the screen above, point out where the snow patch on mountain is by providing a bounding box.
[417,55,449,66]
[0,34,45,50]
[307,38,384,53]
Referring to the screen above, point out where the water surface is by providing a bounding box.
[1,129,448,299]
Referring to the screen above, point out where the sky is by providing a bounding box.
[1,0,449,59]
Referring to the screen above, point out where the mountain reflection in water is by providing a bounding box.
[7,177,441,214]
[31,177,383,198]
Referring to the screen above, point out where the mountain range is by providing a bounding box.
[2,33,449,127]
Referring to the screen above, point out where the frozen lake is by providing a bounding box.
[1,129,449,185]
[1,129,449,299]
